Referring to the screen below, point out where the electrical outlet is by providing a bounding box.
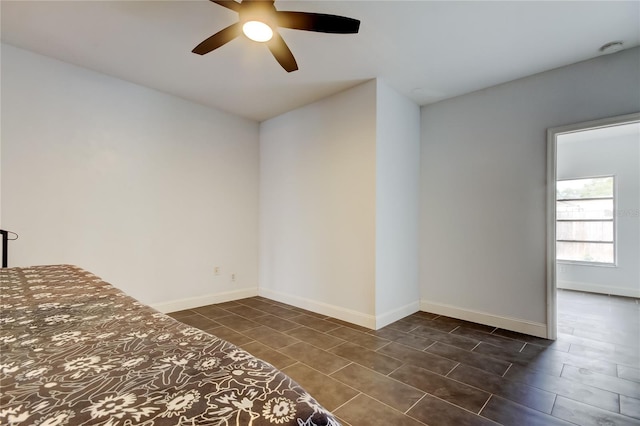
[214,266,220,275]
[231,273,236,282]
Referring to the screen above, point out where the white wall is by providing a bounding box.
[375,79,421,327]
[1,44,260,311]
[259,79,422,329]
[557,125,640,298]
[259,80,378,326]
[420,47,640,337]
[5,41,638,337]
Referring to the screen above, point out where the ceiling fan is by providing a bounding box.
[192,0,360,72]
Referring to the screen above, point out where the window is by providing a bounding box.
[556,176,615,264]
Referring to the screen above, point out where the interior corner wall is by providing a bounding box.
[259,80,378,327]
[1,44,260,310]
[375,79,421,328]
[420,47,640,337]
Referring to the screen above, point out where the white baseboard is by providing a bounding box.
[153,288,549,338]
[259,288,377,329]
[152,287,259,313]
[557,280,640,299]
[376,301,420,329]
[420,300,548,339]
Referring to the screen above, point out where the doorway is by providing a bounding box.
[546,112,640,339]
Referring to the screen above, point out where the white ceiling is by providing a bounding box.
[2,1,639,122]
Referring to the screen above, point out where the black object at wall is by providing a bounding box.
[0,230,18,268]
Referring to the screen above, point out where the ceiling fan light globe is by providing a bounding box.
[243,21,273,42]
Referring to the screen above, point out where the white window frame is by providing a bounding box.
[555,175,616,266]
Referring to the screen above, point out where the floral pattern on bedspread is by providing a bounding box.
[0,265,340,426]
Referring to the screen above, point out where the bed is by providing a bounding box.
[0,264,341,425]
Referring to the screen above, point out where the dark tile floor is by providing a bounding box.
[168,290,640,426]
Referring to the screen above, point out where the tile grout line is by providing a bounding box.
[376,341,393,352]
[385,363,405,378]
[274,340,301,351]
[419,390,500,422]
[333,361,446,407]
[431,360,582,421]
[445,362,459,378]
[330,392,362,414]
[281,360,301,371]
[289,358,351,381]
[478,393,493,415]
[501,363,513,378]
[349,392,430,426]
[369,393,429,425]
[423,341,437,351]
[549,393,559,418]
[329,361,354,376]
[403,393,427,415]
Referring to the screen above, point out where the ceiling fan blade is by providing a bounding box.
[267,32,298,72]
[210,0,241,12]
[192,22,242,55]
[276,11,360,34]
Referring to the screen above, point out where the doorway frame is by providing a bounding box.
[546,112,640,340]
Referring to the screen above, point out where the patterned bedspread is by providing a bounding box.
[0,265,340,426]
